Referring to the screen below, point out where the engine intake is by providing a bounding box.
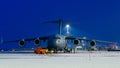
[19,39,25,46]
[90,41,96,46]
[74,39,79,45]
[34,38,40,45]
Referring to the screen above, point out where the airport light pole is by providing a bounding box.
[82,37,87,50]
[66,24,70,35]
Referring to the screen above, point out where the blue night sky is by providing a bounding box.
[0,0,120,50]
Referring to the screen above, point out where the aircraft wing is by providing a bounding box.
[65,36,114,44]
[1,36,49,44]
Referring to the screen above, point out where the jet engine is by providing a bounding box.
[19,39,25,46]
[88,41,96,51]
[34,38,40,45]
[90,41,96,46]
[74,39,79,45]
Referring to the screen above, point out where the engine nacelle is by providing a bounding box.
[34,38,40,45]
[19,39,25,46]
[90,41,96,46]
[74,39,79,45]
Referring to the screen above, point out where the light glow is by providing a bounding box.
[66,24,70,28]
[66,24,70,34]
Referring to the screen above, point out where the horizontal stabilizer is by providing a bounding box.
[43,19,78,24]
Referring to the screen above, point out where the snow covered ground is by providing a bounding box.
[0,51,120,68]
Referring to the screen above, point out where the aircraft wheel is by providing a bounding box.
[54,50,58,53]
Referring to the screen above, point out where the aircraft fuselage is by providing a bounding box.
[47,35,67,51]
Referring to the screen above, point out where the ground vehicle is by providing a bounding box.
[34,48,54,54]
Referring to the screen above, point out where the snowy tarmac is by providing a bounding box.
[0,51,120,68]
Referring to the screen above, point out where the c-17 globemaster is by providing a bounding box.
[0,19,114,53]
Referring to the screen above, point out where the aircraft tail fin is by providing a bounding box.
[43,19,79,35]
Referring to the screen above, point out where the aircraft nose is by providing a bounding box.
[56,39,61,44]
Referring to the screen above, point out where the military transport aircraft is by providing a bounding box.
[0,19,114,52]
